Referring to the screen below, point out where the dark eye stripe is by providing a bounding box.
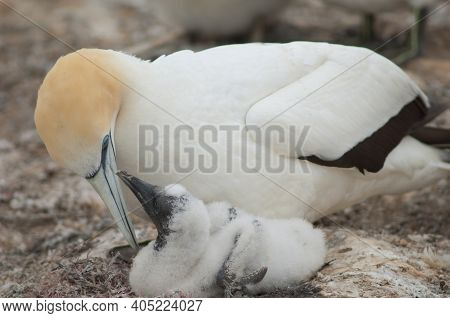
[85,134,110,179]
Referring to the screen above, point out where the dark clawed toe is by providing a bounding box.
[240,266,268,285]
[220,263,268,298]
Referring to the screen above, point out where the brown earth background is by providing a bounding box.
[0,0,449,297]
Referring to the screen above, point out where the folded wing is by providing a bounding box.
[246,50,431,173]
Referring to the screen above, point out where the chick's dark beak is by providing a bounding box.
[116,171,161,207]
[116,171,175,249]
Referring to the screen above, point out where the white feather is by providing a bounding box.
[129,185,326,297]
[105,42,449,222]
[245,43,426,160]
[149,0,289,36]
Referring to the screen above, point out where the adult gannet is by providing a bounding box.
[34,42,450,249]
[117,171,326,297]
[324,0,442,63]
[149,0,290,39]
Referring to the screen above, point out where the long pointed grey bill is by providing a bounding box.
[88,135,138,250]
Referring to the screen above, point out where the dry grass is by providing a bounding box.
[0,0,449,297]
[34,257,134,298]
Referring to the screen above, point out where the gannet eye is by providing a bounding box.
[85,169,98,180]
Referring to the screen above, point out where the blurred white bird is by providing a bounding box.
[117,171,326,297]
[324,0,443,63]
[149,0,290,40]
[35,42,450,249]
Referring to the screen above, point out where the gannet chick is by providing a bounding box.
[117,171,326,297]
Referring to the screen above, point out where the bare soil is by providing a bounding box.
[0,0,448,297]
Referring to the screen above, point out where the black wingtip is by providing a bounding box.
[411,127,450,149]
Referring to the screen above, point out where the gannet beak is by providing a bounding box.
[116,171,161,208]
[88,135,138,250]
[116,171,173,245]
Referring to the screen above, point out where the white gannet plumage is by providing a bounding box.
[149,0,290,37]
[117,171,326,297]
[35,42,450,247]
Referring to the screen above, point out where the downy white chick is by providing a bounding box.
[117,171,326,297]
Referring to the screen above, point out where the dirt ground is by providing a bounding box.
[0,0,448,297]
